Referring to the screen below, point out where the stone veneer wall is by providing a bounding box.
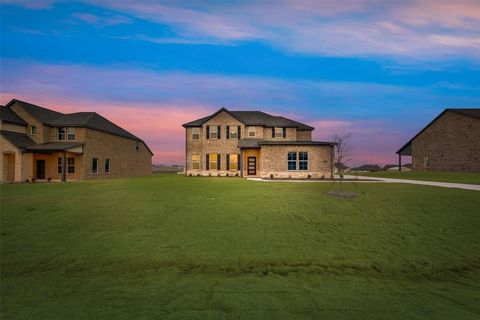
[412,111,480,172]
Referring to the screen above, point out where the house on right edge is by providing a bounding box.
[396,108,480,172]
[183,108,336,179]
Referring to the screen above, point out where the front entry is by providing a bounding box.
[247,156,257,175]
[36,160,46,179]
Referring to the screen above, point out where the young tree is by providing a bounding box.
[333,133,353,192]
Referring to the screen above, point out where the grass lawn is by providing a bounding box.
[354,171,480,185]
[1,174,479,319]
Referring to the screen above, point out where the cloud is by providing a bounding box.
[71,12,131,27]
[1,60,478,165]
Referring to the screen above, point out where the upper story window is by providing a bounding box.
[57,127,66,140]
[288,152,297,170]
[248,128,256,137]
[228,126,238,139]
[67,128,76,140]
[275,127,283,138]
[30,126,37,136]
[208,126,220,139]
[192,127,200,140]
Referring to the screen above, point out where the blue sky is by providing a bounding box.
[1,0,479,164]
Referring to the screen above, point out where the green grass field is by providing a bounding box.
[1,174,479,319]
[354,170,480,184]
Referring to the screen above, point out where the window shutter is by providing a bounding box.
[272,127,275,138]
[206,126,210,139]
[217,154,221,170]
[226,126,230,139]
[238,126,241,139]
[206,154,210,170]
[238,153,241,172]
[226,154,230,171]
[283,127,286,138]
[217,126,221,139]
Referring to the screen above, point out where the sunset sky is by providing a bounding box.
[1,0,479,165]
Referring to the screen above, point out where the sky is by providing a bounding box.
[1,0,479,166]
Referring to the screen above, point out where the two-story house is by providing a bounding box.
[1,99,153,182]
[183,108,335,179]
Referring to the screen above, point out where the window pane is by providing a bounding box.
[57,127,65,140]
[105,159,110,173]
[192,154,200,170]
[299,161,308,170]
[288,161,296,170]
[288,152,297,161]
[57,157,62,174]
[209,153,218,170]
[299,152,308,160]
[67,157,75,174]
[92,158,98,173]
[230,154,238,171]
[67,128,76,140]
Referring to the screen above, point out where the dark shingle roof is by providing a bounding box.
[26,142,84,152]
[396,108,480,154]
[0,105,28,126]
[50,112,140,141]
[238,139,335,148]
[0,130,36,150]
[6,99,63,124]
[183,108,314,130]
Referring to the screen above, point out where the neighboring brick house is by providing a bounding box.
[1,99,153,182]
[183,108,335,178]
[396,108,480,172]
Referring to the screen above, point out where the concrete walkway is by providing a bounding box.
[247,176,480,191]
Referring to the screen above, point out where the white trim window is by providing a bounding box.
[229,127,238,139]
[31,126,37,135]
[192,154,200,170]
[287,152,297,170]
[209,125,218,139]
[275,127,283,138]
[192,127,200,140]
[57,127,66,140]
[92,158,98,174]
[67,128,76,141]
[299,152,308,170]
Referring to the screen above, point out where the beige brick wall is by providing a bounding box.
[412,111,480,172]
[297,130,312,141]
[0,136,34,182]
[260,145,333,179]
[9,103,50,144]
[83,129,152,179]
[0,122,27,134]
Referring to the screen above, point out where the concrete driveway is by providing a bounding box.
[343,175,480,191]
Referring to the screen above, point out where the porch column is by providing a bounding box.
[62,151,67,182]
[398,154,402,171]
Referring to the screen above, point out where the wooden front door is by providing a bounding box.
[247,156,256,175]
[36,160,46,179]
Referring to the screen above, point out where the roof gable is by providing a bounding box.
[6,99,64,124]
[396,108,480,154]
[0,105,28,126]
[183,108,314,130]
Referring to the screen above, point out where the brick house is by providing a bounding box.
[183,108,335,178]
[1,99,153,182]
[396,108,480,172]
